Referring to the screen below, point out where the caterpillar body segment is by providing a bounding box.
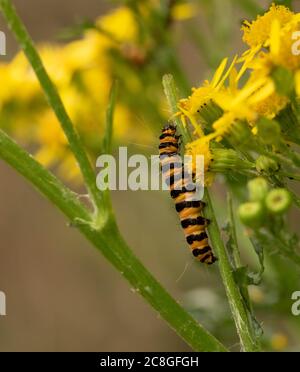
[159,123,217,265]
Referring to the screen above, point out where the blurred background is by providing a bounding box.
[0,0,300,351]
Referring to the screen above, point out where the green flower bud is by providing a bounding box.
[211,148,254,172]
[265,188,292,215]
[228,120,254,148]
[271,66,294,97]
[256,118,281,145]
[256,155,279,174]
[248,177,269,202]
[277,104,300,144]
[238,202,265,229]
[197,100,223,129]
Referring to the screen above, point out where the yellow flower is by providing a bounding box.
[0,5,157,181]
[271,333,288,351]
[269,20,300,70]
[178,57,237,142]
[96,7,138,44]
[0,53,39,103]
[244,69,288,118]
[178,4,300,189]
[171,3,198,20]
[180,57,237,115]
[185,136,214,186]
[250,91,289,119]
[242,3,293,48]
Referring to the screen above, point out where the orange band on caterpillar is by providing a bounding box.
[159,123,217,265]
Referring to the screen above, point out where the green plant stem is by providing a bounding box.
[0,128,227,352]
[0,0,102,212]
[100,81,117,216]
[163,74,261,352]
[204,191,260,352]
[227,192,241,268]
[163,74,192,145]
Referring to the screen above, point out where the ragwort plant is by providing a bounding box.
[1,0,300,352]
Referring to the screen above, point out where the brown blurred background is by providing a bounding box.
[0,0,299,352]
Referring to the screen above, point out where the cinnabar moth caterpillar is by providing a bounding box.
[159,123,217,265]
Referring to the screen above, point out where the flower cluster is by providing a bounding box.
[179,4,300,186]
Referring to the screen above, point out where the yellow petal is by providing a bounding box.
[211,58,228,88]
[247,80,275,105]
[217,55,238,89]
[295,70,300,96]
[270,19,281,57]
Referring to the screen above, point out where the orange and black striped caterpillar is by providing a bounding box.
[159,123,217,265]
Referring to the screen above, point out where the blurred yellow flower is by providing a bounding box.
[97,7,138,44]
[0,5,160,181]
[271,333,288,351]
[171,2,198,20]
[242,3,293,48]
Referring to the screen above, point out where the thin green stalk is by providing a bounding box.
[0,0,102,212]
[0,128,227,352]
[163,74,261,352]
[103,81,117,156]
[227,192,241,268]
[99,81,117,218]
[163,74,191,145]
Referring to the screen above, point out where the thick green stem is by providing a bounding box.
[0,0,102,212]
[0,128,227,352]
[204,191,260,352]
[163,74,260,352]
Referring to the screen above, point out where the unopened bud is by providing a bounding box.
[238,202,265,229]
[256,155,279,174]
[265,188,292,215]
[211,148,254,172]
[248,177,269,202]
[256,118,281,145]
[197,100,223,129]
[228,120,254,148]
